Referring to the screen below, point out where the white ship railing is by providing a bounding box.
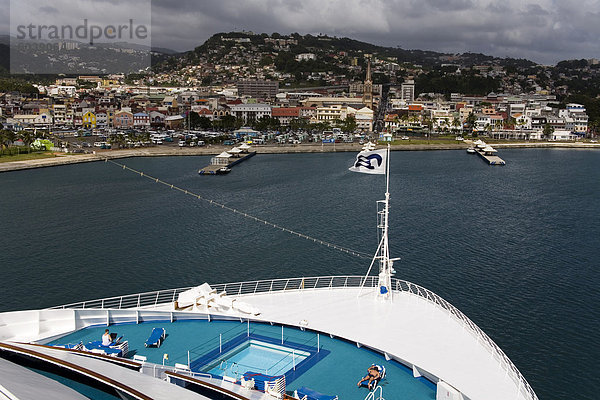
[48,275,538,400]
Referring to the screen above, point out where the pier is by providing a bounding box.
[470,140,506,165]
[198,150,256,175]
[475,148,505,165]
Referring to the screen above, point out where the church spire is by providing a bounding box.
[363,54,373,109]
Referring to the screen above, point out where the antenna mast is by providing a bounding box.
[358,143,397,300]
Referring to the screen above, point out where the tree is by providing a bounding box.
[253,116,280,131]
[18,130,34,153]
[543,123,554,140]
[198,116,212,130]
[465,112,476,131]
[290,118,310,131]
[0,130,5,157]
[1,130,16,154]
[452,117,461,133]
[341,116,357,133]
[259,55,273,67]
[188,111,202,129]
[484,123,492,137]
[213,115,236,130]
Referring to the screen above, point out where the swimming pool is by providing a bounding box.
[50,320,436,400]
[204,340,309,378]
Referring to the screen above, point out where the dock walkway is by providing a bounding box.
[199,151,256,175]
[475,148,506,165]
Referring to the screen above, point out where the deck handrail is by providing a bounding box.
[47,275,537,400]
[364,385,383,400]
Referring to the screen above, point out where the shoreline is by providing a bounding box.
[0,141,599,173]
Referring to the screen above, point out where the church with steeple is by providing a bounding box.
[362,54,373,109]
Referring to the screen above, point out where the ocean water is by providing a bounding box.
[0,149,598,400]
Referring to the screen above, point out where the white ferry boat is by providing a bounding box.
[0,146,538,400]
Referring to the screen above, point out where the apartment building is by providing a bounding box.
[229,104,272,122]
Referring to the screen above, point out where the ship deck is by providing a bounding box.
[219,287,524,400]
[46,318,436,400]
[0,277,537,400]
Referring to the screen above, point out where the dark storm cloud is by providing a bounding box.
[2,0,599,64]
[148,0,600,64]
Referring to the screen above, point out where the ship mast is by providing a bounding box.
[359,143,397,300]
[377,143,395,299]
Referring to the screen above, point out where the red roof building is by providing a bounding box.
[271,107,301,125]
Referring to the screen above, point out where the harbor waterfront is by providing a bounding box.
[0,141,599,173]
[0,149,598,400]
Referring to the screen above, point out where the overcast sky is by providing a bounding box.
[2,0,599,65]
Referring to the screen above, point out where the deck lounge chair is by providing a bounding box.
[53,342,84,351]
[294,386,338,400]
[233,300,260,315]
[145,328,166,348]
[84,340,129,357]
[176,283,216,310]
[358,364,386,390]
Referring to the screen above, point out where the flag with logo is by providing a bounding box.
[349,149,387,175]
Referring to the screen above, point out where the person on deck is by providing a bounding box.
[101,329,112,346]
[357,365,381,389]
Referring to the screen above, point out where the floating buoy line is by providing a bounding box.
[106,158,371,259]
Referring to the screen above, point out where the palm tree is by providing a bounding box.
[1,129,16,155]
[465,112,476,132]
[19,130,35,153]
[452,117,461,135]
[484,123,492,138]
[440,118,449,134]
[0,130,5,157]
[421,116,433,143]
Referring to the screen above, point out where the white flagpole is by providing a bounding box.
[354,143,394,300]
[386,143,390,198]
[382,143,392,300]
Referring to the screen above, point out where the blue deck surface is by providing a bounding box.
[50,320,436,400]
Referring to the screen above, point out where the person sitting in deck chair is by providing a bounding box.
[101,329,112,346]
[357,365,381,389]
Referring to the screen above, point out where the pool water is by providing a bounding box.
[205,340,309,378]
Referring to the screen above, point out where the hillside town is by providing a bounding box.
[0,32,597,150]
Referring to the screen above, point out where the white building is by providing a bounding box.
[52,104,72,126]
[401,80,415,102]
[552,130,578,141]
[295,53,316,61]
[96,112,107,127]
[509,103,526,117]
[9,112,53,128]
[566,103,588,133]
[229,104,272,122]
[315,105,352,122]
[353,107,374,131]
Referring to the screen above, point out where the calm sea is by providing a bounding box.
[0,149,598,399]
